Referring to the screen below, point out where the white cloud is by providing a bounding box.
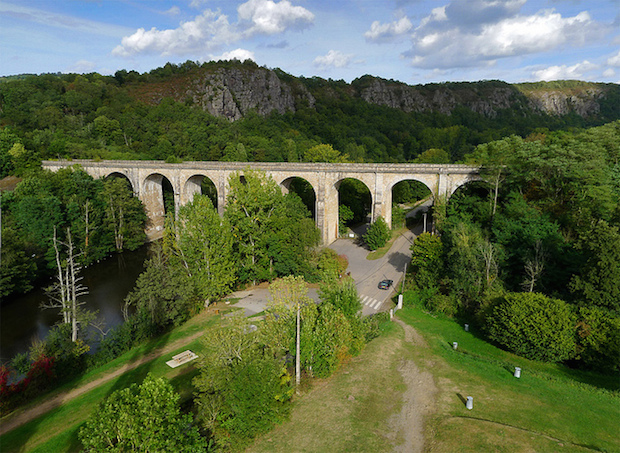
[211,48,256,61]
[313,50,353,69]
[532,60,598,81]
[190,0,208,9]
[237,0,314,36]
[603,68,615,77]
[607,49,620,67]
[365,16,412,42]
[113,0,314,58]
[405,0,607,69]
[112,10,238,57]
[65,59,96,74]
[164,6,181,16]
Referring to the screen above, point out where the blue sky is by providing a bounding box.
[1,0,619,84]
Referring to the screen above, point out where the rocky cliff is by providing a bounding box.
[130,66,315,121]
[129,64,618,122]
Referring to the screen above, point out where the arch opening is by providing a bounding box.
[143,173,174,239]
[336,178,372,238]
[281,177,316,220]
[446,180,492,224]
[105,172,134,194]
[184,174,218,209]
[391,179,433,231]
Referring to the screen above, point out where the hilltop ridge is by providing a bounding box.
[120,61,619,122]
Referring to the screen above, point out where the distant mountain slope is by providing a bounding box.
[125,62,619,122]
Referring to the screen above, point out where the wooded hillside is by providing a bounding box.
[1,60,619,172]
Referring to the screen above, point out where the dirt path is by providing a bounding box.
[0,330,205,436]
[390,319,438,453]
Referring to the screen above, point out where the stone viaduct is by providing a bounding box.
[42,160,481,245]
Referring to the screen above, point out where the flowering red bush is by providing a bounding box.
[0,356,56,415]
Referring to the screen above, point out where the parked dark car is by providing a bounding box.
[378,279,393,290]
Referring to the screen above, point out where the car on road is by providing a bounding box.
[378,279,393,290]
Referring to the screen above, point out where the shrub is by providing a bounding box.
[484,292,576,362]
[576,306,620,372]
[364,216,391,250]
[315,248,348,279]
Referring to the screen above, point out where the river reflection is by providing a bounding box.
[0,246,148,362]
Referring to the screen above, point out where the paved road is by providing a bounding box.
[230,201,431,316]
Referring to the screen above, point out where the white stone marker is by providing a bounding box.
[466,396,473,410]
[397,294,403,310]
[464,323,469,331]
[452,342,458,350]
[514,367,521,378]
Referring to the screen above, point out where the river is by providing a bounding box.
[0,246,148,362]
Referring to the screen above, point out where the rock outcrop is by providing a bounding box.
[132,66,314,121]
[130,65,616,121]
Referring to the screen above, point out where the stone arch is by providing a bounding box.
[141,173,174,240]
[279,176,318,220]
[388,178,434,229]
[182,174,219,210]
[446,179,492,219]
[333,177,373,238]
[103,171,136,195]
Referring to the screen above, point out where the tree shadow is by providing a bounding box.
[456,392,467,407]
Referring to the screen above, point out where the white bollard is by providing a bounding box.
[514,367,521,378]
[390,309,394,320]
[452,342,458,350]
[464,324,469,332]
[397,294,403,310]
[466,396,473,410]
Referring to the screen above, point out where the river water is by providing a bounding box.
[0,247,148,362]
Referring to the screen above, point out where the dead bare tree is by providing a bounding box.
[478,239,498,290]
[42,227,89,342]
[522,240,546,293]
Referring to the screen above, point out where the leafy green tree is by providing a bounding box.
[570,221,620,312]
[485,292,576,362]
[338,204,354,236]
[101,178,146,252]
[364,216,391,250]
[225,169,319,284]
[576,306,620,372]
[80,374,207,452]
[414,148,450,164]
[168,195,236,306]
[492,193,570,293]
[124,244,192,335]
[193,314,292,450]
[410,232,443,289]
[304,144,347,163]
[268,276,313,388]
[319,276,361,321]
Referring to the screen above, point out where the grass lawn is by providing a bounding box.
[249,321,408,453]
[248,294,620,452]
[395,298,620,452]
[0,307,230,453]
